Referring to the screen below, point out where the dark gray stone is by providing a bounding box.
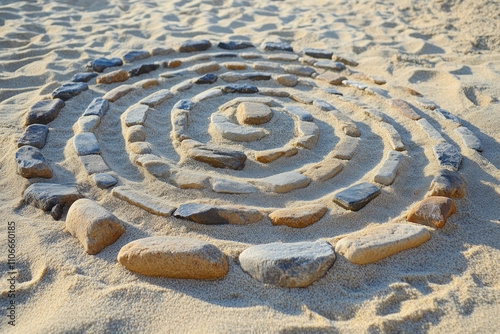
[303,48,333,59]
[50,203,64,221]
[83,97,109,117]
[73,132,100,156]
[128,63,159,77]
[323,88,343,96]
[428,169,466,198]
[211,52,238,58]
[123,50,150,63]
[71,72,97,83]
[52,82,88,101]
[218,41,254,50]
[79,155,110,174]
[433,108,461,124]
[23,183,82,212]
[179,39,212,52]
[314,60,345,71]
[433,142,462,171]
[15,146,52,178]
[188,146,247,170]
[18,124,49,149]
[195,73,218,84]
[173,99,195,111]
[262,41,293,52]
[93,173,118,189]
[87,57,123,73]
[222,85,259,94]
[239,241,336,287]
[25,99,65,126]
[455,126,483,152]
[333,182,381,211]
[245,72,272,81]
[173,203,263,225]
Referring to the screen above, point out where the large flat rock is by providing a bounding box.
[112,186,176,216]
[52,82,88,101]
[173,203,263,225]
[253,171,311,193]
[333,182,381,211]
[211,113,267,142]
[188,146,247,170]
[23,183,82,212]
[73,132,100,156]
[17,124,49,149]
[25,99,65,126]
[407,196,456,228]
[428,169,466,198]
[373,150,404,186]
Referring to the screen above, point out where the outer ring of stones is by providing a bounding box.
[17,39,477,285]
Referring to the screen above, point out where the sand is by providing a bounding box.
[1,0,499,333]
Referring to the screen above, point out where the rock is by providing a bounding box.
[79,154,110,174]
[417,118,444,142]
[219,96,275,111]
[15,145,52,178]
[324,88,343,96]
[173,203,263,225]
[259,88,290,97]
[254,171,311,193]
[192,88,223,102]
[23,183,82,212]
[455,126,483,152]
[285,105,313,121]
[211,178,258,194]
[333,182,381,211]
[51,203,64,221]
[297,120,319,139]
[73,132,100,156]
[123,50,150,63]
[433,142,461,171]
[373,151,404,186]
[123,104,149,126]
[415,97,437,110]
[103,84,135,102]
[290,93,314,105]
[139,89,173,107]
[276,74,298,87]
[330,110,360,137]
[303,158,343,182]
[221,84,259,94]
[151,47,174,56]
[25,99,65,126]
[134,78,158,89]
[66,199,125,255]
[170,171,209,189]
[316,72,347,85]
[77,116,100,132]
[178,39,212,52]
[93,173,118,189]
[333,137,359,160]
[218,40,254,50]
[266,53,298,62]
[161,59,182,68]
[128,142,151,154]
[211,113,267,142]
[434,108,461,124]
[314,60,345,71]
[236,102,273,125]
[407,196,456,228]
[112,186,176,216]
[212,52,238,58]
[52,82,88,101]
[17,124,49,149]
[173,99,195,111]
[220,71,270,82]
[261,41,293,52]
[240,52,261,59]
[188,146,247,170]
[128,63,160,77]
[223,62,247,70]
[335,224,430,264]
[428,169,466,198]
[390,99,421,120]
[254,146,298,163]
[380,122,405,151]
[160,69,188,79]
[239,241,335,287]
[126,125,146,143]
[332,55,358,66]
[195,73,218,84]
[270,204,328,228]
[87,57,123,72]
[303,48,333,59]
[171,109,190,141]
[117,236,228,279]
[283,65,316,77]
[96,69,129,84]
[342,80,368,90]
[71,72,97,82]
[313,99,335,111]
[83,97,109,117]
[253,61,282,71]
[171,81,193,93]
[190,61,220,74]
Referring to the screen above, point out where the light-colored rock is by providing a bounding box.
[192,88,223,103]
[373,151,404,185]
[83,97,109,117]
[126,125,146,143]
[270,204,328,228]
[433,142,462,171]
[128,142,152,154]
[223,62,247,70]
[258,88,290,97]
[333,136,359,160]
[211,178,258,194]
[283,64,316,77]
[171,109,190,142]
[103,84,135,102]
[96,69,129,84]
[316,71,347,85]
[73,132,100,156]
[330,110,360,137]
[379,122,405,151]
[252,61,282,71]
[407,196,456,228]
[290,93,314,104]
[79,154,110,175]
[253,171,311,193]
[173,203,263,225]
[112,186,176,216]
[390,98,421,120]
[170,171,209,189]
[171,81,193,93]
[236,102,273,125]
[211,113,267,142]
[78,115,100,133]
[285,105,313,121]
[219,96,275,111]
[427,169,466,198]
[139,89,173,107]
[266,53,299,62]
[455,126,483,152]
[15,145,52,178]
[93,173,118,189]
[123,104,149,127]
[254,146,298,163]
[302,158,343,182]
[133,78,158,89]
[417,118,445,142]
[276,74,298,87]
[190,61,220,74]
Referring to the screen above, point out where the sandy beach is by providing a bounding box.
[1,0,499,333]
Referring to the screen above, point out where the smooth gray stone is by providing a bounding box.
[373,151,404,186]
[71,72,97,82]
[195,73,218,84]
[433,108,461,124]
[333,182,381,211]
[211,178,258,194]
[79,155,110,174]
[140,89,173,107]
[18,124,49,149]
[23,183,82,212]
[314,60,345,71]
[128,63,159,76]
[417,118,445,142]
[83,97,109,117]
[428,169,466,198]
[52,82,88,101]
[93,173,118,189]
[25,99,65,126]
[73,132,100,156]
[455,126,483,152]
[218,40,254,50]
[173,203,262,225]
[239,241,336,288]
[178,39,212,52]
[173,99,195,111]
[303,48,333,59]
[123,50,150,62]
[124,104,149,126]
[313,99,335,111]
[188,146,247,170]
[285,105,313,121]
[15,145,52,178]
[283,65,316,77]
[254,171,311,193]
[87,57,123,72]
[262,41,293,52]
[78,115,100,132]
[433,142,462,171]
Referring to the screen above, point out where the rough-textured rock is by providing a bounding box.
[211,178,258,194]
[283,65,316,77]
[303,158,343,182]
[303,48,333,59]
[218,40,254,50]
[380,122,405,151]
[266,53,299,62]
[195,73,218,84]
[171,81,193,93]
[434,108,461,124]
[254,61,283,71]
[25,99,65,126]
[254,171,311,193]
[128,142,152,155]
[126,125,146,143]
[259,88,290,97]
[313,99,335,111]
[455,126,483,152]
[433,142,462,171]
[123,50,150,63]
[52,82,88,101]
[335,224,430,264]
[254,146,298,163]
[190,61,220,74]
[103,84,135,102]
[160,69,188,79]
[151,47,174,56]
[330,110,360,137]
[407,196,456,228]
[93,173,118,189]
[133,78,159,89]
[220,71,272,82]
[417,118,444,142]
[173,203,263,225]
[173,99,195,111]
[124,104,149,126]
[285,105,313,121]
[117,236,228,279]
[18,124,49,149]
[112,186,176,216]
[192,88,223,102]
[78,115,100,132]
[290,93,314,104]
[128,63,159,77]
[390,99,421,120]
[415,97,437,110]
[261,41,293,52]
[15,145,52,178]
[223,62,247,70]
[79,154,110,174]
[239,241,335,287]
[83,97,109,117]
[333,182,381,211]
[221,84,259,94]
[71,72,97,83]
[428,169,466,198]
[170,171,209,189]
[333,137,359,160]
[66,199,125,255]
[178,39,212,52]
[316,72,347,85]
[236,102,273,125]
[211,113,267,141]
[270,204,328,228]
[73,132,100,156]
[188,146,247,170]
[276,74,298,87]
[373,151,404,186]
[314,60,345,71]
[87,57,123,72]
[96,69,129,84]
[332,55,358,66]
[23,183,82,212]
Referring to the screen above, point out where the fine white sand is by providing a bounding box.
[0,0,499,333]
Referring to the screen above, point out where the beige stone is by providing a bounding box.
[170,171,210,189]
[407,196,456,228]
[254,146,298,163]
[270,204,328,228]
[390,98,421,120]
[126,125,145,143]
[112,186,176,217]
[97,69,129,84]
[190,61,220,74]
[223,62,247,70]
[134,78,159,89]
[128,141,152,154]
[303,158,343,181]
[103,85,135,102]
[236,102,273,125]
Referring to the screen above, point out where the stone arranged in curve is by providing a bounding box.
[433,142,462,171]
[17,124,49,149]
[455,126,483,152]
[333,182,381,211]
[173,203,263,225]
[25,99,65,126]
[112,186,176,217]
[210,113,267,142]
[15,145,52,179]
[269,204,328,228]
[187,146,247,170]
[427,169,466,198]
[407,196,456,228]
[373,150,404,186]
[23,183,82,219]
[52,82,88,101]
[253,171,311,193]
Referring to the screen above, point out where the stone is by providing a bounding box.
[96,69,129,84]
[178,39,212,52]
[128,63,159,77]
[333,183,381,211]
[270,204,328,228]
[239,241,335,288]
[373,151,404,186]
[51,204,64,221]
[142,160,171,179]
[434,108,461,124]
[330,110,360,137]
[151,47,174,56]
[66,199,125,255]
[73,132,100,156]
[192,88,223,102]
[25,99,65,126]
[218,40,254,50]
[236,102,273,125]
[219,96,275,111]
[195,73,218,84]
[240,52,261,59]
[335,224,430,265]
[313,99,335,111]
[71,72,97,83]
[342,80,368,90]
[79,154,110,174]
[117,236,228,279]
[220,72,267,82]
[171,110,190,141]
[112,186,176,216]
[262,41,293,52]
[173,203,263,225]
[407,196,456,228]
[223,62,247,70]
[253,61,282,71]
[303,158,343,182]
[266,53,298,62]
[87,57,123,72]
[103,84,135,102]
[123,104,149,126]
[245,72,272,81]
[292,135,319,150]
[415,97,437,110]
[139,89,173,107]
[428,169,466,198]
[332,55,358,66]
[303,48,333,59]
[254,146,298,163]
[211,52,238,58]
[83,97,109,117]
[455,126,483,152]
[316,72,347,85]
[170,171,209,189]
[15,145,52,178]
[128,142,151,154]
[390,99,421,120]
[161,59,182,68]
[285,105,313,121]
[417,118,444,142]
[173,99,195,111]
[126,125,146,143]
[314,60,345,71]
[211,178,258,194]
[18,124,49,149]
[171,81,193,93]
[433,142,461,171]
[123,50,150,63]
[78,115,100,132]
[93,173,118,189]
[211,113,267,142]
[324,88,343,96]
[333,136,359,160]
[380,122,405,151]
[23,183,82,212]
[221,84,259,94]
[254,171,311,193]
[134,78,159,89]
[276,74,298,87]
[160,69,188,79]
[283,65,316,77]
[290,93,314,104]
[258,88,290,97]
[188,146,247,170]
[52,82,88,101]
[190,61,220,74]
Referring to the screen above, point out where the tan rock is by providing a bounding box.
[236,102,273,125]
[190,61,220,74]
[270,204,328,228]
[303,158,343,181]
[407,196,456,228]
[126,125,145,143]
[112,186,176,217]
[427,169,466,198]
[134,78,158,89]
[223,62,247,70]
[254,146,298,163]
[316,71,347,85]
[103,85,135,102]
[128,141,152,154]
[96,69,129,84]
[170,171,210,189]
[165,59,182,68]
[390,98,421,120]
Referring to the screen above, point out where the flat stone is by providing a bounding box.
[223,62,247,70]
[170,171,209,189]
[139,89,173,107]
[330,110,360,137]
[211,113,267,142]
[73,132,100,156]
[128,63,159,77]
[276,74,298,87]
[126,125,145,143]
[415,97,437,110]
[332,55,358,66]
[220,72,268,82]
[417,118,445,142]
[218,40,254,50]
[297,120,319,138]
[316,72,347,85]
[15,145,52,178]
[79,154,110,174]
[254,171,311,193]
[285,105,313,121]
[103,84,135,102]
[192,88,223,102]
[390,99,421,120]
[266,53,298,62]
[195,73,218,84]
[314,60,345,71]
[303,158,343,182]
[93,173,118,189]
[433,142,462,171]
[303,48,333,59]
[178,39,212,52]
[373,151,404,186]
[258,88,290,97]
[335,224,430,265]
[112,186,176,216]
[407,196,456,228]
[160,69,188,79]
[161,59,182,68]
[128,142,151,154]
[313,99,335,111]
[18,124,49,149]
[173,203,263,225]
[52,82,88,101]
[240,52,261,59]
[71,72,97,82]
[66,199,125,255]
[25,99,65,126]
[190,61,220,74]
[211,178,258,194]
[333,182,381,211]
[342,80,368,90]
[124,104,149,126]
[87,57,123,72]
[123,50,150,63]
[253,61,282,71]
[171,110,190,141]
[173,99,195,111]
[83,97,109,117]
[290,93,314,104]
[142,160,171,179]
[261,41,293,52]
[23,183,82,212]
[333,136,359,160]
[221,84,259,94]
[171,81,193,93]
[188,146,247,170]
[254,146,298,163]
[151,47,174,56]
[291,134,319,150]
[270,204,328,228]
[434,108,461,124]
[117,236,228,279]
[78,115,100,132]
[96,69,129,84]
[380,122,405,151]
[455,126,483,152]
[428,169,466,198]
[219,96,275,111]
[133,78,159,89]
[239,241,335,287]
[283,65,316,77]
[324,88,343,96]
[236,102,273,125]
